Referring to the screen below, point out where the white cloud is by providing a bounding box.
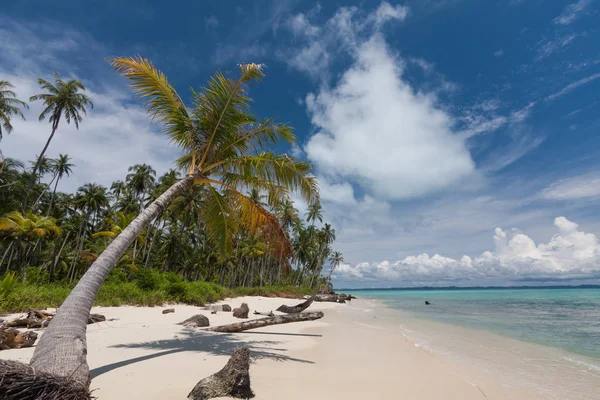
[541,173,600,201]
[286,3,476,201]
[304,35,476,200]
[536,34,578,60]
[553,0,592,25]
[1,75,179,192]
[369,2,410,25]
[545,73,600,102]
[333,217,600,285]
[494,49,504,57]
[459,102,535,139]
[288,13,320,37]
[0,18,180,192]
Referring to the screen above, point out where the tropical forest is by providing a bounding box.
[0,60,344,314]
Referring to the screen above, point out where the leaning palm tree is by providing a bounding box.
[28,58,318,388]
[0,80,28,141]
[23,73,92,211]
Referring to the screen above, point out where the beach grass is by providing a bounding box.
[0,269,314,313]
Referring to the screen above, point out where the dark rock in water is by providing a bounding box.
[222,304,232,312]
[425,301,431,305]
[179,314,210,328]
[233,303,249,319]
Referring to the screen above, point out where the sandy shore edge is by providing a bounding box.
[1,296,542,399]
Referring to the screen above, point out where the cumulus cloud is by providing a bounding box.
[285,3,476,200]
[333,217,600,285]
[553,0,592,25]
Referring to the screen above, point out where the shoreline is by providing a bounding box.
[0,296,588,399]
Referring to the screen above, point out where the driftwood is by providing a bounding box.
[314,294,340,302]
[0,359,92,400]
[206,311,324,333]
[232,303,249,319]
[188,348,254,400]
[253,311,274,317]
[276,295,315,314]
[3,310,105,328]
[162,308,175,314]
[179,314,210,328]
[0,328,38,350]
[201,304,232,312]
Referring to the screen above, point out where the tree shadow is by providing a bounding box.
[90,328,314,379]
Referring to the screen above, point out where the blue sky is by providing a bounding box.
[1,0,600,287]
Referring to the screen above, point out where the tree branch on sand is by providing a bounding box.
[276,294,315,314]
[205,311,324,333]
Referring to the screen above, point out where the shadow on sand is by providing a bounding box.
[90,328,315,379]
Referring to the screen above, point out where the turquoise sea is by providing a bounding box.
[346,287,600,399]
[346,287,600,360]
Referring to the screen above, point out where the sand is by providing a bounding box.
[1,296,543,399]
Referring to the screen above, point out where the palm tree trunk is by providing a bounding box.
[47,175,61,216]
[23,121,59,211]
[51,232,70,281]
[1,242,14,270]
[29,174,195,385]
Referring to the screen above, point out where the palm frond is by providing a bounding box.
[216,152,319,205]
[109,57,193,151]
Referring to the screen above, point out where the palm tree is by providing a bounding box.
[24,73,92,211]
[327,251,343,283]
[306,202,323,226]
[110,180,126,204]
[29,155,52,183]
[0,210,62,280]
[0,80,29,141]
[30,58,319,384]
[126,163,156,207]
[47,154,74,214]
[75,183,109,229]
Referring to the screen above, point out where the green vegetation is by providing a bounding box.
[0,268,314,313]
[0,65,338,320]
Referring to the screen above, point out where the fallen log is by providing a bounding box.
[188,347,253,400]
[253,311,274,317]
[162,308,175,314]
[314,294,339,302]
[206,311,324,333]
[3,310,105,328]
[0,328,38,350]
[0,359,92,399]
[276,295,315,314]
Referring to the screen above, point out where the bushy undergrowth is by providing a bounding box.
[0,269,314,313]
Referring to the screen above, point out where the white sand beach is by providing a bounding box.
[1,296,544,399]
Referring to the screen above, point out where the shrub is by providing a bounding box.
[166,282,187,300]
[133,268,162,291]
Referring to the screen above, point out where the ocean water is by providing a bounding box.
[346,287,600,399]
